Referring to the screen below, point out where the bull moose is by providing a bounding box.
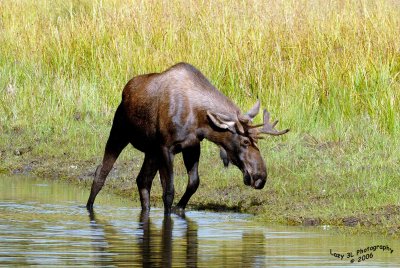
[86,62,289,214]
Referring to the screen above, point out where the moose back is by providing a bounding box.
[86,63,289,214]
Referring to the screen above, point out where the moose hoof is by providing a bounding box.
[172,206,186,216]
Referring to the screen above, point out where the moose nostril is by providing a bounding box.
[254,179,266,189]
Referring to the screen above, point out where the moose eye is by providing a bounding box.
[241,138,251,147]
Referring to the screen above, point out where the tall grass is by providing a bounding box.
[1,0,399,137]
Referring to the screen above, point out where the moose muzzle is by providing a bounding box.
[244,172,266,189]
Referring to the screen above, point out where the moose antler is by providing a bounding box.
[257,109,289,136]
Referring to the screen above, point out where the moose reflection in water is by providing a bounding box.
[87,211,265,267]
[137,212,198,268]
[88,211,198,267]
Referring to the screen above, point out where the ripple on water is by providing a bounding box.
[0,175,399,267]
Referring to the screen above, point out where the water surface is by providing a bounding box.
[0,175,398,267]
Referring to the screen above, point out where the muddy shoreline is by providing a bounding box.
[2,147,399,237]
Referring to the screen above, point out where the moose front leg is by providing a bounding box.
[176,144,200,211]
[159,147,175,215]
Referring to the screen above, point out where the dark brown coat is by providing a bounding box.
[87,63,288,214]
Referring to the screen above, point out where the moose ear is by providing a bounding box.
[246,99,260,119]
[207,111,236,132]
[238,100,260,124]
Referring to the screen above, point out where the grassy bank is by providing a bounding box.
[1,0,400,235]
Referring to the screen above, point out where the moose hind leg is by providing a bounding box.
[159,147,175,214]
[86,138,128,210]
[86,111,129,210]
[136,154,159,211]
[176,144,200,211]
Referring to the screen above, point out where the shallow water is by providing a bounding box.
[0,175,398,267]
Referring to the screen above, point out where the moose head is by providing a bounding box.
[207,100,289,189]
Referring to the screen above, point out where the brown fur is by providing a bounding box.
[86,62,287,214]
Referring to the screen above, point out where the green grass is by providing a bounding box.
[1,0,400,235]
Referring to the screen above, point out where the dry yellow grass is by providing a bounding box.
[1,0,399,134]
